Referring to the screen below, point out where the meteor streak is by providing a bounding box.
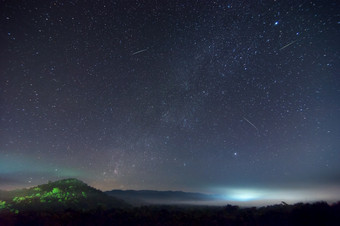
[132,48,148,55]
[243,117,259,132]
[279,40,297,51]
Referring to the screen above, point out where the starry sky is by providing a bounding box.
[0,0,339,204]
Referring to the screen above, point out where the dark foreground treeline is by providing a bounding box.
[1,201,339,226]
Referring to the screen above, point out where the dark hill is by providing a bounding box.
[0,178,129,214]
[106,189,217,205]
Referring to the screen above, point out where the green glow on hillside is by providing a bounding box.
[0,200,6,209]
[0,179,106,213]
[1,201,18,214]
[8,184,88,207]
[13,197,26,203]
[52,187,61,194]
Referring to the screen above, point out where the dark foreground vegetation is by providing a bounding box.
[1,201,339,226]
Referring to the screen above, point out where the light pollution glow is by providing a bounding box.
[211,186,340,206]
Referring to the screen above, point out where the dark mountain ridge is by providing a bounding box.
[106,189,218,205]
[0,178,129,214]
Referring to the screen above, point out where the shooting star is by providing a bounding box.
[132,48,148,56]
[279,40,297,51]
[243,117,259,132]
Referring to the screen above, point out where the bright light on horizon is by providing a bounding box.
[213,186,340,205]
[221,189,263,201]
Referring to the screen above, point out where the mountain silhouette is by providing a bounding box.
[106,189,218,205]
[0,178,129,213]
[1,180,339,225]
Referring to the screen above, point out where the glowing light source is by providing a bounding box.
[220,188,263,201]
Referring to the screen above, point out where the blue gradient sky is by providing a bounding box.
[0,0,339,205]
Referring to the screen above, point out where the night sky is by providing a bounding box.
[1,0,339,204]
